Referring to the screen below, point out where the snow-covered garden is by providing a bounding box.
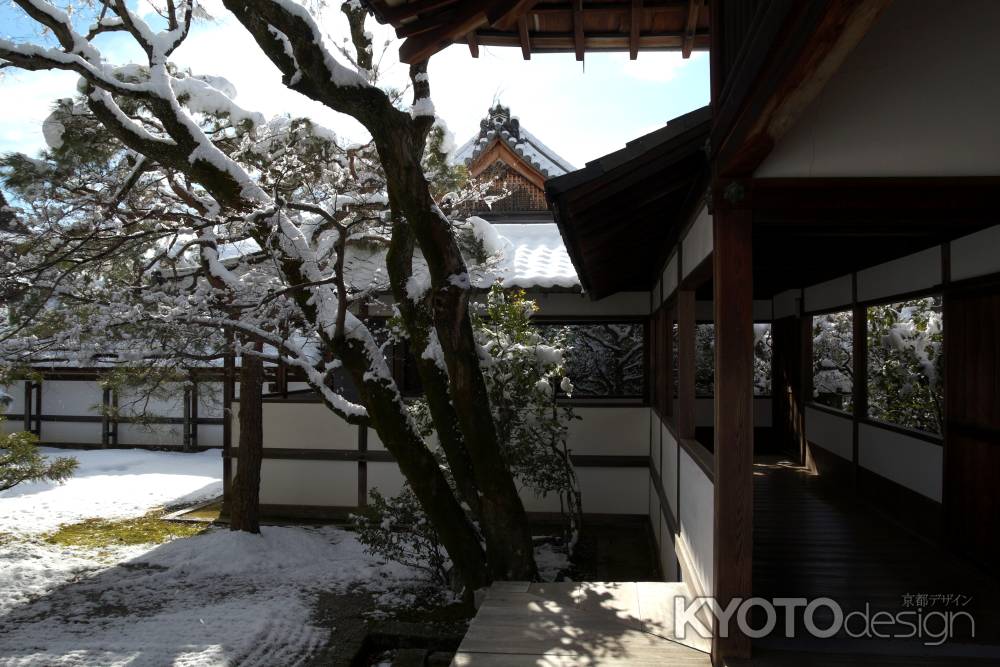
[0,448,438,666]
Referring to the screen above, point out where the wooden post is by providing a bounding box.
[222,335,235,509]
[190,379,199,449]
[32,381,42,436]
[110,389,119,446]
[23,381,32,433]
[851,282,867,490]
[101,386,111,448]
[711,204,753,662]
[677,289,696,439]
[182,385,192,451]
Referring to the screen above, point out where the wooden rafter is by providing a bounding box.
[630,0,642,60]
[467,31,480,57]
[378,0,458,23]
[397,1,491,63]
[488,0,539,31]
[517,14,532,59]
[573,0,584,61]
[682,0,700,58]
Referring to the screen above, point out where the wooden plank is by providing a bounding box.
[681,0,700,57]
[573,0,584,60]
[677,289,696,439]
[488,0,540,31]
[630,0,642,59]
[517,14,532,59]
[711,204,753,661]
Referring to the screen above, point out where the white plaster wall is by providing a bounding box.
[37,421,102,444]
[197,383,225,418]
[650,496,662,544]
[660,516,678,581]
[661,421,678,519]
[117,384,185,418]
[678,447,714,597]
[367,461,406,499]
[531,291,649,317]
[804,406,853,461]
[662,253,679,302]
[41,380,102,416]
[651,417,661,476]
[567,407,649,457]
[804,275,852,313]
[118,424,183,446]
[858,423,943,502]
[577,467,649,515]
[756,1,1000,177]
[772,289,800,320]
[241,402,358,450]
[198,424,223,447]
[259,459,357,506]
[857,246,941,302]
[1,382,25,414]
[952,225,1000,282]
[682,206,712,278]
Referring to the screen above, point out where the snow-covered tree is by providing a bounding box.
[0,0,538,592]
[867,297,943,434]
[812,311,854,412]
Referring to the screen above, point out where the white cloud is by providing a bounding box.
[0,70,79,156]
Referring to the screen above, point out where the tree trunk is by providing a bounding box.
[230,343,263,533]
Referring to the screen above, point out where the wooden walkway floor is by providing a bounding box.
[451,581,711,666]
[751,457,1000,664]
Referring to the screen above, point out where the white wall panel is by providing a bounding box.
[661,422,678,519]
[682,207,712,278]
[367,462,406,499]
[805,275,852,313]
[568,407,649,457]
[42,380,102,416]
[678,447,714,597]
[118,424,183,446]
[118,384,185,418]
[805,406,853,461]
[577,467,648,515]
[858,424,943,502]
[240,402,357,450]
[772,289,800,320]
[660,516,678,581]
[530,291,649,317]
[951,224,1000,282]
[38,421,102,444]
[662,253,679,302]
[857,246,941,303]
[756,1,1000,177]
[260,459,357,506]
[1,382,25,413]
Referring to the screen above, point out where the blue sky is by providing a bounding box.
[0,2,709,167]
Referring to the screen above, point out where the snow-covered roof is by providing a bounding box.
[452,104,575,178]
[340,219,579,292]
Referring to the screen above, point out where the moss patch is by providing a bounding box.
[45,511,208,551]
[175,499,224,522]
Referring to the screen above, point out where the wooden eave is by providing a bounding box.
[468,138,549,190]
[708,0,892,177]
[364,0,710,64]
[546,106,711,300]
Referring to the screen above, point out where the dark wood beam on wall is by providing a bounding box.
[518,14,532,59]
[573,0,584,61]
[711,204,753,662]
[682,0,700,58]
[630,0,642,60]
[713,0,891,176]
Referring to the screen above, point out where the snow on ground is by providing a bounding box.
[0,448,222,535]
[0,448,431,666]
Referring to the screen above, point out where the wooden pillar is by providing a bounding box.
[101,386,111,448]
[32,381,42,437]
[677,290,697,439]
[23,381,32,433]
[222,335,235,508]
[711,205,754,662]
[182,385,193,451]
[851,285,867,489]
[190,379,200,449]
